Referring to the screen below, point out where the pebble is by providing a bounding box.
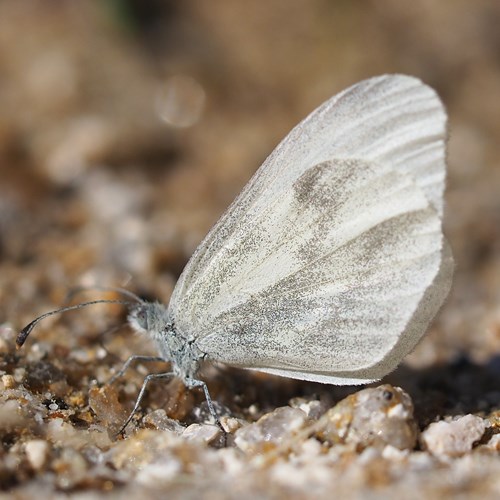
[183,423,221,444]
[289,397,329,419]
[88,385,128,432]
[52,447,88,489]
[317,385,418,450]
[1,374,16,389]
[234,407,309,453]
[106,429,183,470]
[142,409,185,434]
[135,459,182,486]
[25,439,50,470]
[420,414,487,457]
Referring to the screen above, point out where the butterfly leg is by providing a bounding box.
[186,378,225,438]
[117,371,175,435]
[109,355,166,385]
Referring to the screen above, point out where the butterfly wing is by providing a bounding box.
[169,74,452,383]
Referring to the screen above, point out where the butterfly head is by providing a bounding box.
[127,301,172,341]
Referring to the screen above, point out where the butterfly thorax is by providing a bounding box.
[127,301,203,381]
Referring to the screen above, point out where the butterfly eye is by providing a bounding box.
[131,306,148,331]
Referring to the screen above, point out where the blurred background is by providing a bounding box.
[0,0,499,372]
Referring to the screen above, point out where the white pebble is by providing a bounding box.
[182,423,221,444]
[420,415,487,457]
[25,440,50,470]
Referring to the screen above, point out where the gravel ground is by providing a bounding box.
[0,1,499,498]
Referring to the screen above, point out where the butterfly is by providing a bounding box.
[18,74,453,432]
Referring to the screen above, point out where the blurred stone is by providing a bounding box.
[52,447,88,490]
[381,445,409,461]
[183,423,221,444]
[289,396,329,419]
[0,387,47,433]
[420,415,487,457]
[88,385,128,432]
[0,399,29,432]
[45,418,79,446]
[106,429,181,471]
[234,407,309,453]
[0,324,15,352]
[25,439,50,470]
[134,459,183,487]
[142,409,185,434]
[317,385,418,450]
[220,415,247,434]
[1,374,16,390]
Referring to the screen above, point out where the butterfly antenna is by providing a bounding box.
[64,285,144,304]
[16,299,133,349]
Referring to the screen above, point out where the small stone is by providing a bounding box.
[216,448,245,476]
[317,385,418,450]
[420,414,487,457]
[25,439,50,470]
[107,429,181,471]
[135,459,182,486]
[299,437,323,458]
[0,399,28,431]
[88,385,128,431]
[13,367,27,384]
[357,445,381,465]
[69,347,96,364]
[289,397,328,419]
[46,419,84,448]
[2,374,16,389]
[0,324,16,351]
[220,416,247,434]
[382,444,409,461]
[52,447,88,489]
[408,451,436,470]
[142,409,185,434]
[234,406,308,453]
[183,423,221,444]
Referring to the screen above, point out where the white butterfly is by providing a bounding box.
[130,72,453,384]
[19,74,454,429]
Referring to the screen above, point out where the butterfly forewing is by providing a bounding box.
[168,74,452,384]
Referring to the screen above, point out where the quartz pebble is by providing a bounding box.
[220,416,247,434]
[420,415,487,457]
[135,459,183,486]
[183,423,221,444]
[234,407,309,453]
[316,385,418,450]
[25,439,50,470]
[1,374,16,389]
[88,385,128,432]
[142,409,185,434]
[52,447,88,490]
[289,397,329,419]
[107,429,182,471]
